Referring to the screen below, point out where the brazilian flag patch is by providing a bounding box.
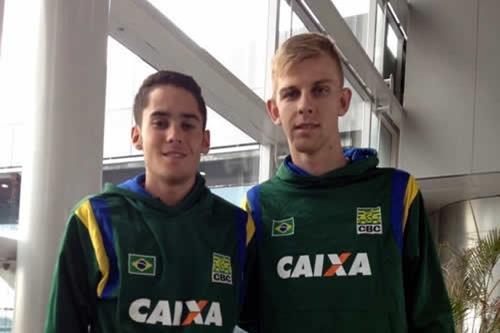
[272,217,295,237]
[128,254,156,276]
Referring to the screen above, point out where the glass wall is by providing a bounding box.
[104,37,155,158]
[147,0,269,99]
[331,0,371,53]
[0,276,14,333]
[0,0,406,232]
[373,1,386,73]
[0,173,20,236]
[339,80,369,148]
[378,121,393,167]
[370,110,397,167]
[382,8,406,102]
[279,0,307,44]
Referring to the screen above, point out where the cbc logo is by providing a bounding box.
[212,272,232,284]
[357,224,382,234]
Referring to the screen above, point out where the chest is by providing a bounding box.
[98,204,241,331]
[254,182,404,302]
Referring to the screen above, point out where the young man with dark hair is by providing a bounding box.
[240,33,454,332]
[45,70,255,332]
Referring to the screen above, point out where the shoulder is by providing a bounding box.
[209,191,248,216]
[362,166,414,182]
[70,191,126,225]
[384,167,419,190]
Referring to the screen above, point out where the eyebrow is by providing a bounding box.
[278,79,335,97]
[150,110,201,122]
[313,79,335,86]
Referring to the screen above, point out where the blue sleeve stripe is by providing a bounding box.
[391,170,409,254]
[235,209,248,305]
[89,197,119,299]
[247,185,263,245]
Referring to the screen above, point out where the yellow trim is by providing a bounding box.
[75,200,109,298]
[241,196,255,245]
[246,216,256,245]
[402,176,419,231]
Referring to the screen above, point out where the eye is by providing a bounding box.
[151,119,168,129]
[181,122,196,130]
[281,89,299,100]
[312,85,330,97]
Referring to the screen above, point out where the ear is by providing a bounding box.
[131,125,143,150]
[266,99,281,125]
[338,87,352,117]
[201,129,210,154]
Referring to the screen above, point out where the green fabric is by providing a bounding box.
[241,157,454,333]
[45,175,248,333]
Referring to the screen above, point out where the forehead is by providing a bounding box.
[144,85,200,117]
[276,54,343,89]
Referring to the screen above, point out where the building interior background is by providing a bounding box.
[0,0,498,332]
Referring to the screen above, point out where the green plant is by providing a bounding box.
[441,228,500,333]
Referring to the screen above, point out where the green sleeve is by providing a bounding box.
[403,192,455,333]
[44,214,100,333]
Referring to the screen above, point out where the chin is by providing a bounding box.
[161,173,193,185]
[291,141,320,154]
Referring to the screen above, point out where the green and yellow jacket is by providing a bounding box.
[45,173,255,333]
[240,149,454,333]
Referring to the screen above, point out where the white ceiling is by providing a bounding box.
[418,172,500,213]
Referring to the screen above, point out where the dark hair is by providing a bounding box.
[133,70,207,128]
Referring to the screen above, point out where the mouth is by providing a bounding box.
[162,151,187,158]
[294,123,320,131]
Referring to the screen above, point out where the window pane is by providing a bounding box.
[104,37,155,158]
[382,19,405,102]
[0,125,13,167]
[386,24,398,58]
[279,0,307,45]
[203,148,259,205]
[340,81,365,147]
[0,123,24,168]
[374,3,385,73]
[370,110,380,150]
[0,172,20,237]
[369,110,397,167]
[147,0,269,99]
[378,121,393,167]
[0,277,14,333]
[331,0,371,53]
[206,109,255,148]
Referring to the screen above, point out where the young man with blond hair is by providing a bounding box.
[240,33,454,332]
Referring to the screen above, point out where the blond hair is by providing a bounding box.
[271,32,344,97]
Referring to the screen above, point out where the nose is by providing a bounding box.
[298,92,313,115]
[166,123,183,144]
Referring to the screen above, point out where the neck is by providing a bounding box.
[290,145,347,176]
[144,174,196,206]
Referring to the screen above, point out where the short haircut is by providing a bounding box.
[133,70,207,128]
[271,32,344,97]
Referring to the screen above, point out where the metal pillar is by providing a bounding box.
[6,0,109,331]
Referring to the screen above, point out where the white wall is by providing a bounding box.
[401,0,500,177]
[473,0,500,173]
